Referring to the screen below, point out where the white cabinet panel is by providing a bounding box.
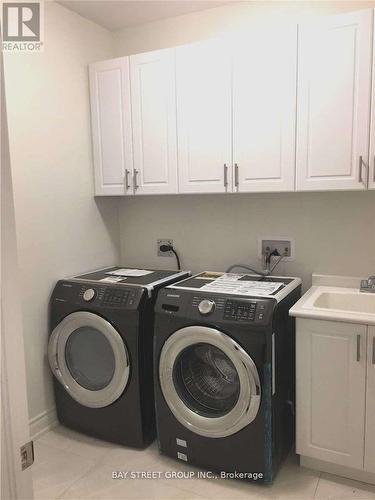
[296,10,373,191]
[296,319,367,469]
[233,26,297,192]
[89,58,133,196]
[130,49,178,195]
[365,326,375,473]
[370,10,375,191]
[176,38,232,193]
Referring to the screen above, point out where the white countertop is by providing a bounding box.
[289,274,375,326]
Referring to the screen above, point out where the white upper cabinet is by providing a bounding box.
[370,11,375,191]
[296,10,373,191]
[365,326,375,473]
[233,26,297,192]
[89,58,133,196]
[130,49,178,195]
[176,38,232,194]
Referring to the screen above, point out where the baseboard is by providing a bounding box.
[300,456,375,485]
[29,407,58,440]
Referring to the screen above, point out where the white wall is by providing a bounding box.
[118,192,375,292]
[4,2,120,426]
[115,1,375,291]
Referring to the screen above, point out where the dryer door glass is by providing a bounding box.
[48,312,130,408]
[173,343,240,417]
[65,327,116,391]
[159,326,261,438]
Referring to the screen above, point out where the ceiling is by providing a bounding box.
[57,1,229,31]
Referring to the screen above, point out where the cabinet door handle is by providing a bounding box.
[356,334,361,362]
[373,155,375,183]
[133,169,139,190]
[372,336,375,365]
[223,164,228,187]
[358,156,368,187]
[234,163,239,188]
[124,169,130,190]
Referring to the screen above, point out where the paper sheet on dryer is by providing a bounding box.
[200,273,284,296]
[106,268,155,277]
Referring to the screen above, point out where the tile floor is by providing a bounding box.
[32,426,375,500]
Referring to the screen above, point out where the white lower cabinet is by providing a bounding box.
[365,326,375,473]
[296,319,368,470]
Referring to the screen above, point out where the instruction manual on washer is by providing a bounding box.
[200,274,283,296]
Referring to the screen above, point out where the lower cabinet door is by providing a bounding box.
[296,319,367,469]
[365,326,375,473]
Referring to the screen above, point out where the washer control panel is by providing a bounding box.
[187,294,273,325]
[224,300,257,321]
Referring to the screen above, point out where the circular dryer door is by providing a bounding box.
[48,311,129,408]
[159,326,261,438]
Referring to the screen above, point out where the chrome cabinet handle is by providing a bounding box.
[124,169,130,190]
[223,164,228,187]
[234,163,239,188]
[356,334,361,362]
[358,156,369,187]
[372,336,375,365]
[133,169,139,190]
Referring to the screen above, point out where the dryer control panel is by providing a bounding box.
[52,281,142,310]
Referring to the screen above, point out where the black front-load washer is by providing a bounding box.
[154,272,301,482]
[48,266,189,448]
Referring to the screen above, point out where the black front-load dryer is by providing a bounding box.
[154,272,301,482]
[48,266,189,448]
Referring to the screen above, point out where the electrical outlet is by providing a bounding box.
[257,238,295,262]
[157,239,173,257]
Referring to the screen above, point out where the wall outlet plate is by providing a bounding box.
[157,239,173,257]
[257,237,295,262]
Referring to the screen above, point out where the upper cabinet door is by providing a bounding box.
[233,26,297,193]
[296,10,373,191]
[89,58,133,196]
[369,10,375,191]
[365,326,375,473]
[130,49,178,195]
[176,38,232,194]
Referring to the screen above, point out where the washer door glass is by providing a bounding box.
[48,312,129,408]
[159,326,261,438]
[173,343,240,417]
[65,327,116,391]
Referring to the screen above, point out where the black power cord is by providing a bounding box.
[159,244,181,270]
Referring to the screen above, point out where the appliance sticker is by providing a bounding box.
[106,269,154,277]
[200,274,283,296]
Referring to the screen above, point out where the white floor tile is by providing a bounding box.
[59,463,208,500]
[35,426,363,500]
[314,472,375,499]
[32,441,96,500]
[38,425,113,461]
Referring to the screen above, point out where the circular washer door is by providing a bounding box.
[159,326,261,438]
[48,312,129,408]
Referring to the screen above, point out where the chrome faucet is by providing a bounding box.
[360,276,375,293]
